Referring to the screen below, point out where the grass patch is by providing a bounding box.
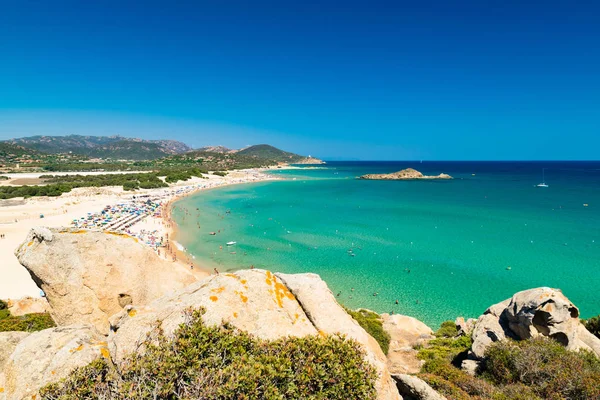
[41,308,378,399]
[345,308,390,354]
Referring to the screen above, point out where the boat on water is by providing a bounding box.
[226,241,237,246]
[536,168,549,187]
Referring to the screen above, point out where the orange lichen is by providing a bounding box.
[211,287,226,294]
[51,370,56,375]
[233,312,238,318]
[27,241,34,247]
[128,309,137,317]
[210,296,219,302]
[69,230,88,234]
[234,290,249,303]
[70,344,84,352]
[265,270,273,286]
[225,273,238,279]
[0,388,4,393]
[100,347,110,359]
[318,330,327,337]
[240,279,247,284]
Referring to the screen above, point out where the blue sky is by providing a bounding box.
[1,1,599,160]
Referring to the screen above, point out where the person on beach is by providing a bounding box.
[213,268,219,275]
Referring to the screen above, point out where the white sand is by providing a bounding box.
[0,169,276,299]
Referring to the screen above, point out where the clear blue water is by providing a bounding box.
[172,161,600,327]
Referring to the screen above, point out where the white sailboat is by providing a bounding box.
[536,168,549,188]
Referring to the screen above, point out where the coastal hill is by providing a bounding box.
[236,144,325,164]
[360,168,452,180]
[3,227,600,399]
[157,144,324,171]
[6,135,192,160]
[236,144,323,164]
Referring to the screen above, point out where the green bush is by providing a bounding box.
[417,335,472,369]
[0,299,7,310]
[213,171,228,177]
[345,308,391,354]
[41,308,377,400]
[482,337,600,399]
[583,315,600,339]
[0,312,56,332]
[435,320,459,338]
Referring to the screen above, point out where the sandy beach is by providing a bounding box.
[0,169,276,300]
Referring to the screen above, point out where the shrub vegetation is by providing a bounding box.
[483,337,600,399]
[41,308,377,400]
[345,308,391,354]
[0,305,55,332]
[416,320,600,400]
[583,314,600,339]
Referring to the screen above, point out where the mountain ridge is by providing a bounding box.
[6,135,192,160]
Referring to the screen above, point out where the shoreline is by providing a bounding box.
[0,168,281,300]
[166,173,283,273]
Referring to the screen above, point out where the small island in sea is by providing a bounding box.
[359,168,453,180]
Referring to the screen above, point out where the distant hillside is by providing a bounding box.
[0,142,41,165]
[196,146,233,154]
[6,135,192,160]
[152,144,322,171]
[236,144,307,163]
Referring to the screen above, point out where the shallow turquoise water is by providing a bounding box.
[172,162,600,327]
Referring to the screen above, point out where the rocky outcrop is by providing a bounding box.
[393,374,447,400]
[467,288,600,365]
[1,325,107,400]
[110,269,401,400]
[360,168,452,180]
[15,227,201,334]
[454,317,476,337]
[0,332,30,372]
[382,314,434,374]
[109,270,317,362]
[276,273,401,400]
[0,332,31,400]
[5,297,50,316]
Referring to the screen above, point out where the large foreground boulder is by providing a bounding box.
[468,287,600,362]
[15,227,201,334]
[109,269,401,400]
[0,325,107,400]
[382,314,434,374]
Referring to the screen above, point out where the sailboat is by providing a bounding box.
[536,169,549,188]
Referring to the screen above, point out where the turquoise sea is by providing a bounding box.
[172,162,600,328]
